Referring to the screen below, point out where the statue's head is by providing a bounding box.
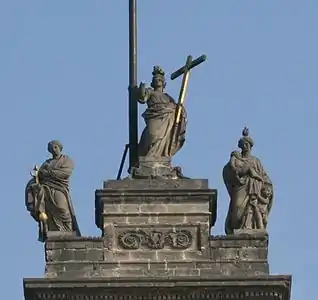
[238,127,254,152]
[47,140,63,157]
[151,66,166,89]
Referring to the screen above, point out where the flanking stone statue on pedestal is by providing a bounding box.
[24,140,81,242]
[223,127,274,235]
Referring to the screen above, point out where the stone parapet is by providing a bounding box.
[44,234,269,278]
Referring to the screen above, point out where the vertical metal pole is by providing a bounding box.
[128,0,138,170]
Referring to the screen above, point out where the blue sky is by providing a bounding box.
[0,1,317,299]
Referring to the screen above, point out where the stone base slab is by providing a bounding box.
[103,179,209,190]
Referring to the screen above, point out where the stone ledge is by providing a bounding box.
[103,250,209,261]
[210,234,268,248]
[24,274,292,286]
[96,190,217,196]
[102,212,212,226]
[45,236,104,250]
[24,275,292,300]
[45,260,269,278]
[103,179,209,190]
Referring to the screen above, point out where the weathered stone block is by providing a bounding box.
[210,234,269,248]
[209,235,268,262]
[45,236,104,265]
[129,250,158,261]
[96,179,217,228]
[45,236,104,250]
[103,178,209,189]
[174,268,200,276]
[94,179,217,263]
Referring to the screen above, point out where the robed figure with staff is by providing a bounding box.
[25,140,80,242]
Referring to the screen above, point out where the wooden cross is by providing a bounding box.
[168,54,206,155]
[171,54,207,124]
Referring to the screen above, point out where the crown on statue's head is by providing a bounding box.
[238,126,254,149]
[152,66,165,78]
[242,126,249,137]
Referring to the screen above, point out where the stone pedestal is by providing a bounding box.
[95,179,216,261]
[23,178,292,300]
[131,156,176,178]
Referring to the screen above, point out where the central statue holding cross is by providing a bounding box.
[136,66,187,157]
[126,55,205,179]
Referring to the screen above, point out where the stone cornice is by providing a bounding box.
[95,190,217,197]
[24,276,291,300]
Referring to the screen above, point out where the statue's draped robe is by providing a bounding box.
[222,155,273,234]
[139,89,187,157]
[25,155,80,238]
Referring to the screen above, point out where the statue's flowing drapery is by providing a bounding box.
[25,155,80,239]
[138,89,187,157]
[223,155,273,234]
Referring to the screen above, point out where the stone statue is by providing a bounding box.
[25,140,81,242]
[136,66,187,157]
[222,128,273,234]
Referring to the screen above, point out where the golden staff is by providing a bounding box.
[168,55,206,156]
[30,166,48,223]
[168,55,193,156]
[175,56,192,124]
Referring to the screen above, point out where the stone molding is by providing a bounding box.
[24,276,291,300]
[33,290,283,300]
